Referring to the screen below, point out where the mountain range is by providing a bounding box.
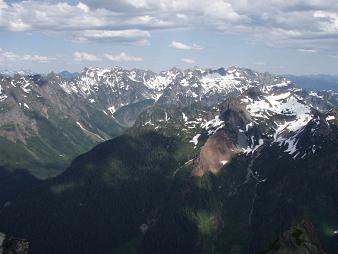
[285,74,338,92]
[0,66,337,253]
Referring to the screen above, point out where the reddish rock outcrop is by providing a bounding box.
[192,131,237,176]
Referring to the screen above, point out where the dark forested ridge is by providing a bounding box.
[0,167,41,208]
[0,109,337,253]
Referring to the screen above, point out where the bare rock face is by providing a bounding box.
[0,233,29,254]
[192,131,237,176]
[260,220,326,254]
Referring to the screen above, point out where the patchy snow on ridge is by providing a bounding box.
[144,70,179,91]
[263,78,291,92]
[59,80,79,94]
[74,67,129,97]
[240,88,314,157]
[326,115,335,121]
[201,115,224,135]
[243,138,264,154]
[18,77,32,94]
[76,121,104,141]
[108,106,116,115]
[245,91,312,134]
[0,84,7,102]
[309,91,323,99]
[182,112,188,122]
[190,133,201,147]
[200,71,245,94]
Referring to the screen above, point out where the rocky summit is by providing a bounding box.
[0,232,30,254]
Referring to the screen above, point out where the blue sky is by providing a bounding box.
[1,0,338,75]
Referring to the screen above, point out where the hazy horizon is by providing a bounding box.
[2,65,338,78]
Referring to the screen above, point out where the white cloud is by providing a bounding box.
[73,29,150,44]
[313,11,338,33]
[23,55,54,63]
[72,51,143,62]
[0,49,54,64]
[254,62,266,66]
[0,50,19,62]
[1,0,338,53]
[297,49,317,53]
[0,1,153,44]
[169,41,203,50]
[104,52,143,62]
[115,0,241,22]
[181,58,195,64]
[73,52,99,62]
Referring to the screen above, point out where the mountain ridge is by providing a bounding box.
[0,65,337,253]
[1,66,337,177]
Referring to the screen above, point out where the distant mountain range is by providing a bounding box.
[0,66,337,253]
[284,74,338,92]
[2,66,323,177]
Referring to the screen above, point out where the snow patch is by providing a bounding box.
[76,121,104,141]
[0,84,7,102]
[108,106,116,115]
[220,160,228,165]
[201,115,224,135]
[144,70,179,92]
[190,134,201,147]
[182,112,188,122]
[326,115,335,121]
[309,91,323,99]
[20,78,32,93]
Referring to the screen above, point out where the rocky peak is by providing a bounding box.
[260,221,326,254]
[0,233,30,254]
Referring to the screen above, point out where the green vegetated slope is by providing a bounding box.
[0,109,124,178]
[0,74,125,178]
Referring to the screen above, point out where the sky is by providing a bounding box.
[1,0,338,75]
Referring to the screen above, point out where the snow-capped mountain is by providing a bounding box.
[0,66,337,254]
[0,66,337,177]
[0,72,125,177]
[136,69,337,176]
[2,66,336,121]
[0,69,36,77]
